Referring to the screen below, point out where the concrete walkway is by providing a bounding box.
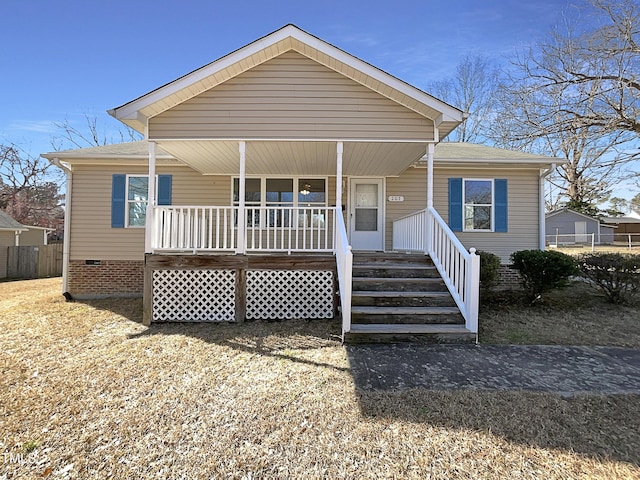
[346,344,640,397]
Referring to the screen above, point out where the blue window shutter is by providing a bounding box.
[157,175,172,205]
[494,179,508,232]
[448,178,463,232]
[111,174,126,228]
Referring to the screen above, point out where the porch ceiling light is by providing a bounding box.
[300,183,311,195]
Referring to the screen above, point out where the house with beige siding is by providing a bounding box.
[43,25,559,342]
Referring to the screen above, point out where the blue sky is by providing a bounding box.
[0,0,585,157]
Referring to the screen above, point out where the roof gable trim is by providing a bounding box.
[111,25,463,127]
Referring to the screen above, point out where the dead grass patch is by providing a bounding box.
[1,278,639,479]
[480,281,640,347]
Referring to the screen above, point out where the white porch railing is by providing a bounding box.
[392,209,427,252]
[392,208,480,333]
[334,211,353,340]
[153,206,238,252]
[245,206,335,252]
[153,206,336,253]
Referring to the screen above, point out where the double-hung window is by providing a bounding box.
[463,179,493,231]
[127,175,150,227]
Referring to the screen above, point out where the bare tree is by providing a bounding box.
[51,113,141,151]
[500,0,639,140]
[427,54,500,143]
[489,0,639,213]
[0,144,63,227]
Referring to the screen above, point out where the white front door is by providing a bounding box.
[349,178,384,251]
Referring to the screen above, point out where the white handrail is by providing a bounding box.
[392,208,480,333]
[334,211,352,341]
[427,207,479,333]
[392,208,427,252]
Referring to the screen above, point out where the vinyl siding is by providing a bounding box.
[70,165,337,261]
[149,52,433,141]
[385,166,541,262]
[70,165,229,261]
[19,228,47,246]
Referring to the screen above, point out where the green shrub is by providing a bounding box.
[510,249,578,301]
[577,252,640,304]
[477,250,501,292]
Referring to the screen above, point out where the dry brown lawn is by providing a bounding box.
[480,281,640,347]
[1,278,639,479]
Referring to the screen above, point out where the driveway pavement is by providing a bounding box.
[346,344,640,397]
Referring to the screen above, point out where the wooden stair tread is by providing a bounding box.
[352,290,450,297]
[351,306,460,315]
[348,324,471,334]
[353,264,435,269]
[352,277,443,282]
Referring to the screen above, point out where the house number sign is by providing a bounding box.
[387,195,404,202]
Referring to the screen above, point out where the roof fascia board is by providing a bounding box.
[430,157,563,165]
[287,31,463,122]
[112,25,463,124]
[112,27,296,122]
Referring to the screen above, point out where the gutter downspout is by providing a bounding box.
[52,157,72,297]
[539,163,556,250]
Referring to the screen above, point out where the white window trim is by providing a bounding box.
[125,174,160,228]
[232,176,329,229]
[462,178,494,232]
[231,176,329,208]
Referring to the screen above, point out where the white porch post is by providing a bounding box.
[425,142,435,254]
[145,141,157,253]
[336,141,343,211]
[237,141,246,254]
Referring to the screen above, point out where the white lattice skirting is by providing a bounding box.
[152,268,334,322]
[153,269,236,322]
[246,270,334,320]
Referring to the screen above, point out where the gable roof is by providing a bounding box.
[433,142,563,164]
[42,142,174,160]
[545,207,601,223]
[0,211,27,232]
[109,24,464,139]
[601,215,640,224]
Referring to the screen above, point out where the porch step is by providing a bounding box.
[351,306,463,324]
[353,253,433,265]
[344,323,476,344]
[351,290,456,307]
[352,277,448,292]
[352,264,440,278]
[345,252,470,344]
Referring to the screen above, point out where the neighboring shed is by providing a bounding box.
[545,208,614,245]
[19,225,52,246]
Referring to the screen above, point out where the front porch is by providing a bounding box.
[143,203,480,342]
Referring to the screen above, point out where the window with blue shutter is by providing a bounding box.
[157,175,172,206]
[111,174,126,228]
[448,178,508,232]
[111,174,172,228]
[494,179,508,232]
[448,178,463,232]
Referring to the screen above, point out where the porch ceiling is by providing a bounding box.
[156,140,428,177]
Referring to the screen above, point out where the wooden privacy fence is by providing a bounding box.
[6,244,63,279]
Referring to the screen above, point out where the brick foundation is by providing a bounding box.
[68,260,144,298]
[495,264,522,290]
